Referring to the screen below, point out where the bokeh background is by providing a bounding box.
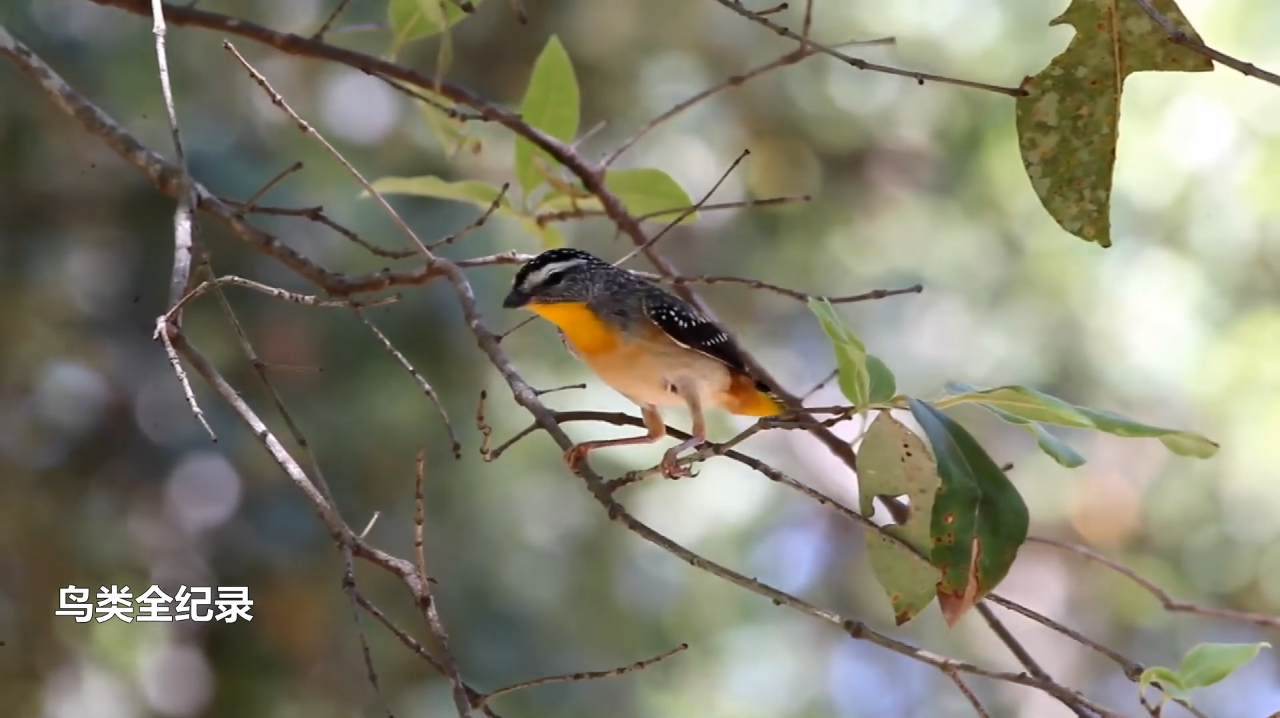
[4,0,1280,716]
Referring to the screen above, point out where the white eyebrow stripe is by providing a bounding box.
[520,258,587,290]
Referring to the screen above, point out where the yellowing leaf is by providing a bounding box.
[1016,0,1212,246]
[514,36,580,200]
[858,413,941,625]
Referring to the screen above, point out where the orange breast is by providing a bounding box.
[528,302,620,355]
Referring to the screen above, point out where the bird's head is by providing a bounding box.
[502,248,610,308]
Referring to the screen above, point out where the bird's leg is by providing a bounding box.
[660,384,707,479]
[564,404,665,471]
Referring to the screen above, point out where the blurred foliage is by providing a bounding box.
[4,0,1280,717]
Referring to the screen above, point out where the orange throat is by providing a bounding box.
[527,302,620,355]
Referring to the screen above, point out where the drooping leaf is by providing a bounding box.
[940,382,1218,460]
[857,412,941,625]
[907,398,1029,626]
[1177,642,1269,690]
[514,36,580,201]
[1016,0,1213,246]
[808,298,895,408]
[369,176,513,213]
[985,404,1087,469]
[387,0,482,46]
[809,299,869,407]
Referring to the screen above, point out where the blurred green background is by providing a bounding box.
[3,0,1280,716]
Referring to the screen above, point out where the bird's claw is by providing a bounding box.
[564,443,591,470]
[660,452,697,479]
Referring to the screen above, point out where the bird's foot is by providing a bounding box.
[660,448,698,479]
[564,443,592,471]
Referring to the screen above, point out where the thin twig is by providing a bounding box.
[428,182,510,250]
[615,149,751,266]
[1128,0,1280,87]
[227,201,418,259]
[944,668,992,718]
[536,195,812,225]
[1031,537,1280,630]
[311,0,354,39]
[240,161,303,210]
[976,603,1092,718]
[478,643,688,706]
[710,0,1025,97]
[476,391,494,460]
[167,274,399,318]
[356,309,462,459]
[604,49,813,167]
[149,0,195,311]
[414,448,429,583]
[153,317,216,441]
[223,41,433,258]
[801,0,814,40]
[342,549,395,718]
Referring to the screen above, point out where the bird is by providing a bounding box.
[502,247,785,478]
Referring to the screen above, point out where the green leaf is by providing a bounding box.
[601,168,698,223]
[536,168,700,224]
[907,398,1029,626]
[1074,406,1219,459]
[865,355,897,405]
[1016,0,1212,246]
[985,405,1087,469]
[1138,666,1188,701]
[514,36,580,200]
[387,0,481,44]
[940,382,1218,460]
[1177,642,1269,690]
[368,176,513,212]
[857,413,941,625]
[808,298,870,407]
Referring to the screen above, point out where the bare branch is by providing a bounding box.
[615,149,751,267]
[944,668,992,718]
[356,310,462,459]
[976,603,1092,718]
[227,201,418,259]
[429,182,510,250]
[479,643,688,706]
[1031,537,1280,630]
[240,160,304,210]
[312,0,355,39]
[709,0,1026,96]
[223,41,433,258]
[153,317,216,441]
[536,195,813,225]
[1128,0,1280,87]
[414,447,428,584]
[603,49,816,168]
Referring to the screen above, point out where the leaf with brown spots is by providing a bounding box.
[1016,0,1213,246]
[907,399,1029,627]
[857,412,941,625]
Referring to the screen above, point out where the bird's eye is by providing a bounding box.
[540,272,565,289]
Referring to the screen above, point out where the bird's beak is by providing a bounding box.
[502,288,528,309]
